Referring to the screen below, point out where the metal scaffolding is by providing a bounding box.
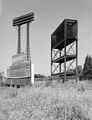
[51,19,78,82]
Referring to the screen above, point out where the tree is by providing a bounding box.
[83,55,92,80]
[34,74,46,78]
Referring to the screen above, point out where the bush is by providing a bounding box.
[9,88,18,98]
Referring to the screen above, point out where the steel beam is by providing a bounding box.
[17,25,21,54]
[64,20,66,82]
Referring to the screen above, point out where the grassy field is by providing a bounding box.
[0,80,92,120]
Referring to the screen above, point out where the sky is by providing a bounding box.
[0,0,91,75]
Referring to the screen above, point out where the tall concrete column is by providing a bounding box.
[26,22,30,60]
[17,25,21,54]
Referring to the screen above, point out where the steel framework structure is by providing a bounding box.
[51,19,78,82]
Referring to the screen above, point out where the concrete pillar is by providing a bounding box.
[31,64,34,85]
[26,22,30,60]
[17,25,21,54]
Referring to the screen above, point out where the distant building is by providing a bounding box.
[0,72,5,86]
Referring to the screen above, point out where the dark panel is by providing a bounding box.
[13,12,34,26]
[51,19,77,49]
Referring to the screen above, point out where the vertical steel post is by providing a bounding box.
[64,20,67,82]
[76,40,78,82]
[51,42,52,80]
[17,25,21,54]
[76,22,78,82]
[30,58,31,86]
[60,50,61,73]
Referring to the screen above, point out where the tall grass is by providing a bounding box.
[0,81,91,120]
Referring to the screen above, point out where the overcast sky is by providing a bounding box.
[0,0,91,75]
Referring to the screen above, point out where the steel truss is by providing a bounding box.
[51,19,78,82]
